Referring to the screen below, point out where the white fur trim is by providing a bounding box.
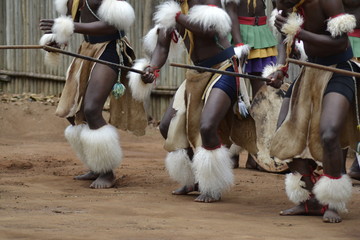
[192,146,234,200]
[98,0,135,31]
[285,172,311,205]
[128,58,154,102]
[80,125,123,173]
[281,12,303,45]
[52,15,74,44]
[269,8,280,37]
[153,1,181,31]
[234,44,250,59]
[262,64,283,78]
[143,25,160,58]
[65,124,87,164]
[54,0,68,15]
[295,41,308,61]
[39,34,61,67]
[188,5,232,37]
[327,14,356,38]
[39,33,56,46]
[165,149,195,187]
[313,174,352,214]
[143,26,185,60]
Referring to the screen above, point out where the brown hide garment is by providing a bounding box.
[109,38,148,136]
[55,41,108,123]
[270,65,360,162]
[164,60,258,153]
[56,39,147,135]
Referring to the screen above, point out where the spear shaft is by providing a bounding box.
[170,63,270,82]
[287,58,360,78]
[0,45,145,75]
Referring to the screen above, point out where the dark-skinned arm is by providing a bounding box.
[141,28,172,84]
[225,2,243,44]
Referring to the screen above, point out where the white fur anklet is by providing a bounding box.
[80,125,123,174]
[285,172,311,205]
[64,124,87,165]
[313,174,352,214]
[165,149,195,187]
[192,146,234,200]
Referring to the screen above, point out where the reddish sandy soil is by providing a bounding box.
[1,96,360,240]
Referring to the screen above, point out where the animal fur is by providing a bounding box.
[285,172,311,204]
[153,1,181,31]
[54,0,68,15]
[52,15,74,44]
[165,149,195,187]
[128,58,154,102]
[327,14,356,38]
[98,0,135,31]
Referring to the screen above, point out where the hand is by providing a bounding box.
[274,14,287,33]
[266,70,284,89]
[39,19,55,34]
[141,66,158,84]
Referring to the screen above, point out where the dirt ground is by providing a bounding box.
[1,95,360,240]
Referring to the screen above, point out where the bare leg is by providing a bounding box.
[195,88,232,203]
[320,92,350,223]
[82,63,118,189]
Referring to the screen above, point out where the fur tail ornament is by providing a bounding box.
[128,58,155,102]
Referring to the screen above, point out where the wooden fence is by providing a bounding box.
[0,0,297,121]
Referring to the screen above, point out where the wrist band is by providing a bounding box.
[175,11,181,21]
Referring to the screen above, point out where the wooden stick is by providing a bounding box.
[287,58,360,78]
[0,45,145,75]
[170,62,270,82]
[0,45,44,49]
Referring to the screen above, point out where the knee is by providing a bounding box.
[200,121,216,138]
[320,127,338,148]
[83,104,100,122]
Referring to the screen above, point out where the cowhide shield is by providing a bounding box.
[249,85,289,173]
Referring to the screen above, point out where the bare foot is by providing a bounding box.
[74,171,99,180]
[231,154,239,169]
[323,209,342,223]
[172,184,198,195]
[194,193,220,203]
[90,171,116,189]
[348,159,360,181]
[280,199,323,216]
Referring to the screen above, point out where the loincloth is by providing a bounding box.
[56,38,147,135]
[164,60,258,153]
[270,66,360,162]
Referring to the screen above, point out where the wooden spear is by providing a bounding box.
[0,45,145,75]
[170,62,271,82]
[287,58,360,78]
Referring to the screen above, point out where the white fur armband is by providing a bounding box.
[128,58,154,102]
[234,44,250,59]
[327,13,356,38]
[153,1,181,31]
[98,0,135,31]
[143,25,185,60]
[188,5,232,37]
[313,174,352,214]
[285,172,311,205]
[281,12,303,45]
[52,15,74,44]
[54,0,68,15]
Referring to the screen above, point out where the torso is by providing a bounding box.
[176,0,231,63]
[343,0,360,28]
[67,0,102,23]
[238,0,266,17]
